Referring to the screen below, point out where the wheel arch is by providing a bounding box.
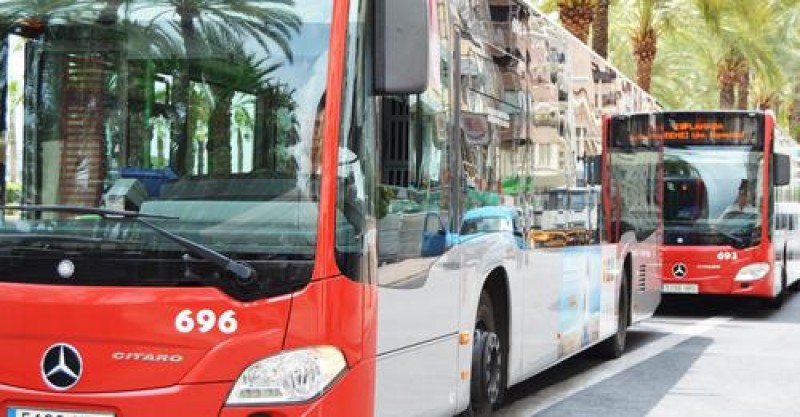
[622,253,633,327]
[481,267,510,352]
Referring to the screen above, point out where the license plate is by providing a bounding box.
[7,407,114,417]
[663,283,699,294]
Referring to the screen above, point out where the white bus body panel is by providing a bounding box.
[374,215,463,417]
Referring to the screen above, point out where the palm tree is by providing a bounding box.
[591,0,610,58]
[231,93,255,173]
[626,0,674,93]
[132,0,300,174]
[691,0,785,110]
[197,26,283,176]
[557,0,597,43]
[0,0,91,28]
[4,79,22,183]
[97,0,124,24]
[716,50,746,109]
[608,0,671,93]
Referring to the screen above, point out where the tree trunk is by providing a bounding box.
[736,67,749,110]
[559,2,595,43]
[591,0,610,58]
[97,0,124,25]
[236,128,244,172]
[172,11,200,175]
[790,83,800,138]
[208,86,233,176]
[719,82,735,110]
[632,27,657,92]
[7,106,16,183]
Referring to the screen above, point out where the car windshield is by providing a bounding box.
[663,146,763,247]
[460,216,512,236]
[0,1,333,262]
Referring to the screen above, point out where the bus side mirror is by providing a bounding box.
[586,155,602,186]
[374,0,429,94]
[774,153,791,186]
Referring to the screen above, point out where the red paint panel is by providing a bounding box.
[284,276,366,366]
[2,382,230,417]
[312,0,351,281]
[0,284,290,391]
[661,244,774,297]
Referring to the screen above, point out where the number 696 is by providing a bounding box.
[174,309,238,334]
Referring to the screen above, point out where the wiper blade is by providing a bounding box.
[0,204,176,219]
[0,233,137,245]
[0,204,257,285]
[713,227,748,249]
[136,218,257,285]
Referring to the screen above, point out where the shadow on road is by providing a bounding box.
[657,288,800,324]
[499,329,669,414]
[521,336,713,417]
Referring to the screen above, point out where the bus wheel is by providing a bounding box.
[595,273,629,359]
[764,268,787,309]
[468,291,504,416]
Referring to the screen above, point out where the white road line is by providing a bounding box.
[497,315,734,417]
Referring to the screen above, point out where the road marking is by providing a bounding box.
[497,315,733,416]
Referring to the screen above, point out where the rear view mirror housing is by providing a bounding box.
[374,0,429,94]
[774,153,791,186]
[586,155,602,186]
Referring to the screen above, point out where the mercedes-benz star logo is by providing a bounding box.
[41,343,83,390]
[672,263,688,279]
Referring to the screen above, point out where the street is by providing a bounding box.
[497,289,800,417]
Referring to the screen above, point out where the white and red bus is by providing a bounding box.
[0,1,661,416]
[635,111,796,305]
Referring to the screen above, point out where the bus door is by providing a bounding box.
[373,90,462,415]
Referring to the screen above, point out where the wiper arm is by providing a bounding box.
[1,204,175,219]
[0,233,137,245]
[135,218,257,285]
[0,204,257,285]
[712,227,747,249]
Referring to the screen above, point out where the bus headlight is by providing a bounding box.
[226,346,347,405]
[735,262,770,282]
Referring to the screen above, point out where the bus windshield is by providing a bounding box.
[663,145,764,247]
[0,1,333,284]
[547,189,588,211]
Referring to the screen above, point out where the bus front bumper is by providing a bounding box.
[662,271,774,297]
[1,359,374,417]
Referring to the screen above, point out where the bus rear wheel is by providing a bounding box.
[467,291,504,417]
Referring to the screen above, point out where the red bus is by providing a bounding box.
[620,111,795,305]
[0,1,662,416]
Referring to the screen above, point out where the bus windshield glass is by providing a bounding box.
[0,1,333,280]
[546,189,588,211]
[663,145,764,247]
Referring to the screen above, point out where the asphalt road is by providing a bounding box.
[496,289,800,417]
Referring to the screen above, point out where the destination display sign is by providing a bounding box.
[610,112,764,149]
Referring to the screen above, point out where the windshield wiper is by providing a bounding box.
[0,233,138,245]
[712,227,749,249]
[1,204,175,219]
[0,205,257,285]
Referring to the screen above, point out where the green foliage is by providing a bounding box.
[609,0,799,127]
[377,187,396,219]
[4,182,21,205]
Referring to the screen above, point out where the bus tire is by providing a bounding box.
[786,248,800,291]
[595,271,629,359]
[467,290,504,417]
[764,268,787,309]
